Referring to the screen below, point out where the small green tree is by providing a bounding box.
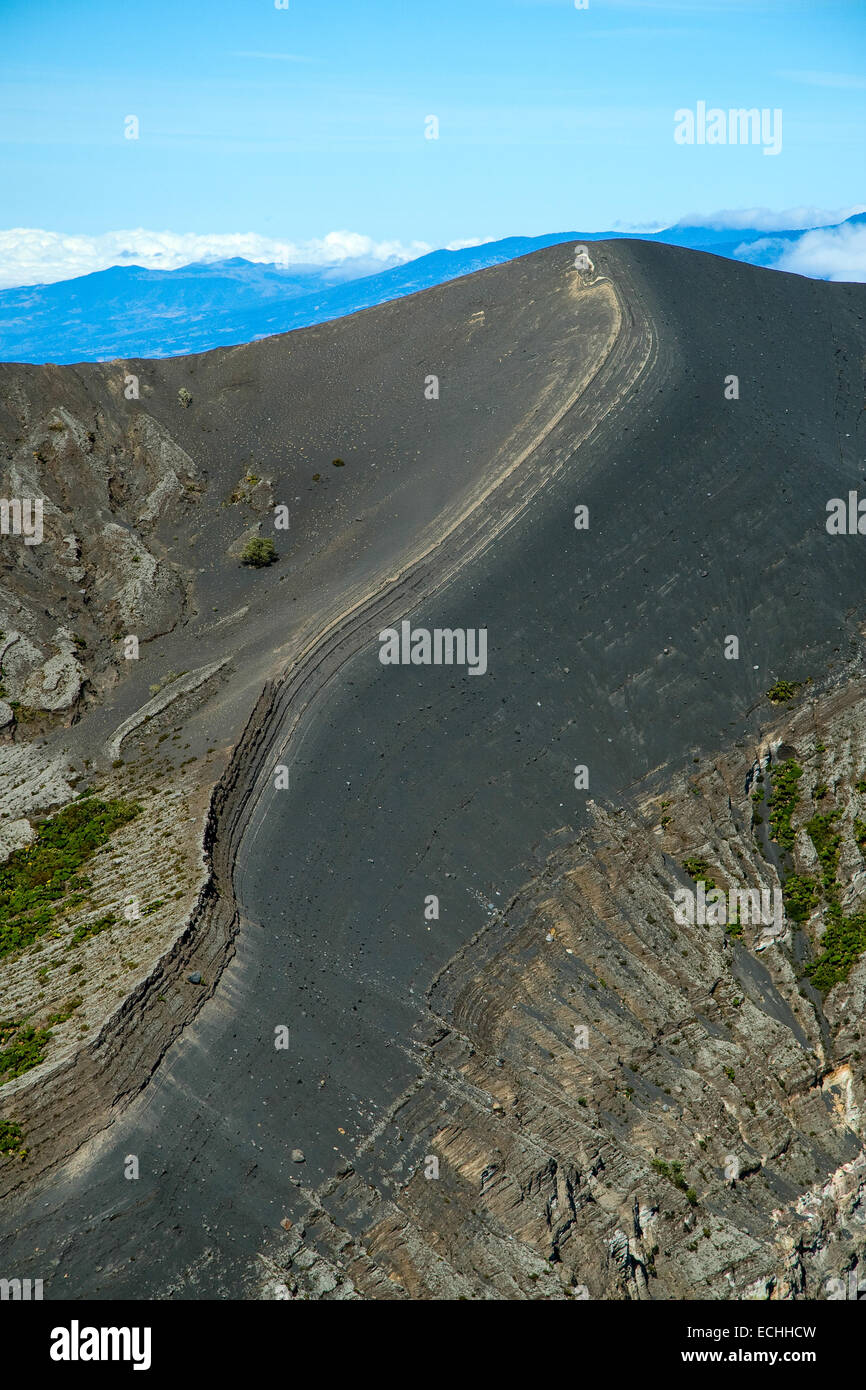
[240,537,277,568]
[766,679,801,705]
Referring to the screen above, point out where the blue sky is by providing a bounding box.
[0,0,864,282]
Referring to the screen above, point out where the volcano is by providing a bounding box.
[1,239,866,1300]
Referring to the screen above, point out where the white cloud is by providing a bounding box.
[674,205,866,232]
[442,236,496,251]
[0,228,440,290]
[768,222,866,283]
[608,219,673,233]
[2,219,862,293]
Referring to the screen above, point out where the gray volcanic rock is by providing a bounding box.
[17,628,83,710]
[249,681,866,1301]
[99,523,184,638]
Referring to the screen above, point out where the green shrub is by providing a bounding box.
[783,873,819,922]
[682,857,717,892]
[767,760,803,852]
[766,680,802,705]
[805,910,866,993]
[240,537,277,568]
[0,1119,27,1158]
[806,809,842,894]
[651,1158,691,1195]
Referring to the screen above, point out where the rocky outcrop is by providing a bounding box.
[249,681,866,1300]
[0,395,193,717]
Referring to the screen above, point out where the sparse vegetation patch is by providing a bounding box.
[0,998,81,1085]
[0,1119,27,1159]
[766,680,803,705]
[767,760,803,852]
[0,797,140,959]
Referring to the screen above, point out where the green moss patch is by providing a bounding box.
[0,796,140,959]
[0,997,81,1085]
[69,912,118,948]
[0,1119,27,1158]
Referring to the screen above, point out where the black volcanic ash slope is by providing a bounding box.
[0,245,623,1194]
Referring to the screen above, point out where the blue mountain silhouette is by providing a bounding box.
[0,217,858,364]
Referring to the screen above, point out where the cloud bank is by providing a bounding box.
[674,205,866,231]
[0,228,482,291]
[756,222,866,283]
[1,215,864,291]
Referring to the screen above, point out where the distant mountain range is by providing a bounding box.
[1,215,862,364]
